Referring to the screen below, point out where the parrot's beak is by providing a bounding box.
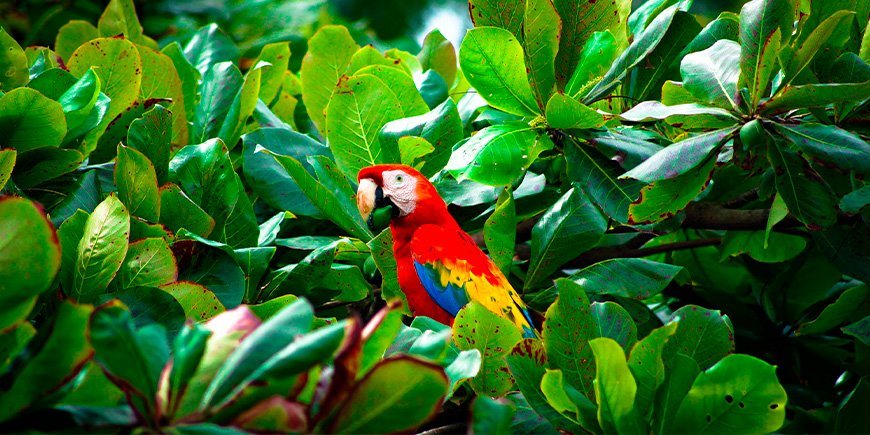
[357,178,397,230]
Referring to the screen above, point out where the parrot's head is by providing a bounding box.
[356,164,447,229]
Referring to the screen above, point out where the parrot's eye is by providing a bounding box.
[395,174,405,185]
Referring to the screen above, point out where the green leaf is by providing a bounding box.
[767,145,838,229]
[446,123,549,186]
[418,30,457,87]
[460,27,540,116]
[628,322,678,420]
[128,104,172,184]
[664,305,734,370]
[183,23,239,77]
[738,0,793,106]
[162,42,199,119]
[328,356,448,433]
[684,12,740,54]
[192,62,242,144]
[681,40,741,110]
[843,316,870,346]
[782,10,855,85]
[0,88,66,152]
[115,145,160,222]
[454,301,523,397]
[553,0,631,86]
[674,354,787,434]
[628,0,692,35]
[468,0,524,39]
[0,149,13,190]
[627,154,716,224]
[355,65,428,117]
[68,37,142,149]
[627,11,701,102]
[0,302,93,422]
[591,302,638,351]
[325,74,404,178]
[485,188,516,275]
[589,337,642,434]
[545,93,605,129]
[621,127,735,183]
[721,231,807,263]
[542,279,596,399]
[114,237,177,289]
[836,376,870,433]
[653,353,701,433]
[203,299,314,408]
[379,99,463,176]
[760,81,870,114]
[0,28,27,91]
[506,338,583,432]
[583,5,680,104]
[368,229,407,311]
[797,285,869,335]
[0,196,61,330]
[565,138,645,223]
[136,44,188,145]
[300,25,358,134]
[254,42,291,104]
[397,136,435,169]
[841,186,870,215]
[58,68,102,135]
[219,64,264,150]
[55,20,99,61]
[12,147,84,189]
[565,31,618,98]
[97,0,149,46]
[773,123,870,173]
[526,187,607,289]
[471,396,516,434]
[69,195,131,303]
[540,368,598,430]
[620,101,739,129]
[569,258,683,299]
[524,0,561,107]
[161,281,225,321]
[158,184,215,238]
[91,302,169,420]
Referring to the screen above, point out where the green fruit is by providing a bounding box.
[739,119,766,149]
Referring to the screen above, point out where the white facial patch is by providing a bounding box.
[381,169,417,217]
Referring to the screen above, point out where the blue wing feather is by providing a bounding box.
[413,261,469,316]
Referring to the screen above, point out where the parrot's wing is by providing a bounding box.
[410,224,536,337]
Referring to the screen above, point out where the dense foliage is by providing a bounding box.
[0,0,868,432]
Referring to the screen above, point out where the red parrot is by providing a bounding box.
[357,164,536,337]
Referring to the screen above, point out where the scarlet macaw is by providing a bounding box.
[357,164,536,337]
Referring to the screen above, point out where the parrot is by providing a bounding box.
[356,164,537,338]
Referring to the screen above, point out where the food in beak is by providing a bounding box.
[357,178,378,222]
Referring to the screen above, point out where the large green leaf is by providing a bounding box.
[468,0,524,39]
[628,0,692,36]
[767,145,838,229]
[526,187,607,289]
[367,229,406,311]
[0,303,93,422]
[12,147,84,189]
[485,188,516,275]
[568,258,682,299]
[136,44,188,145]
[158,184,215,238]
[418,30,457,87]
[620,101,739,130]
[115,145,160,222]
[0,88,66,152]
[355,65,428,117]
[628,322,678,420]
[524,0,561,107]
[553,0,631,86]
[162,42,199,119]
[760,81,870,114]
[545,93,605,129]
[127,104,172,184]
[328,356,448,433]
[721,231,807,263]
[254,42,291,104]
[565,138,645,223]
[0,196,61,330]
[542,279,596,399]
[653,353,700,433]
[182,23,239,77]
[454,301,523,397]
[781,10,854,86]
[90,301,168,420]
[300,25,358,134]
[621,127,735,183]
[445,123,549,186]
[378,99,463,176]
[192,62,242,144]
[673,354,787,434]
[797,285,869,335]
[0,28,28,91]
[583,5,680,104]
[69,195,131,303]
[114,237,177,289]
[325,74,404,178]
[627,11,700,102]
[471,396,516,434]
[684,11,740,54]
[460,27,540,116]
[664,305,734,370]
[202,299,314,408]
[161,281,225,321]
[565,31,618,98]
[589,338,642,434]
[591,302,638,351]
[738,0,793,107]
[0,149,13,190]
[55,20,99,61]
[219,63,264,150]
[627,154,717,224]
[97,0,150,46]
[681,40,741,110]
[773,123,870,174]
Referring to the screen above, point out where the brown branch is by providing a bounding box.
[563,237,722,269]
